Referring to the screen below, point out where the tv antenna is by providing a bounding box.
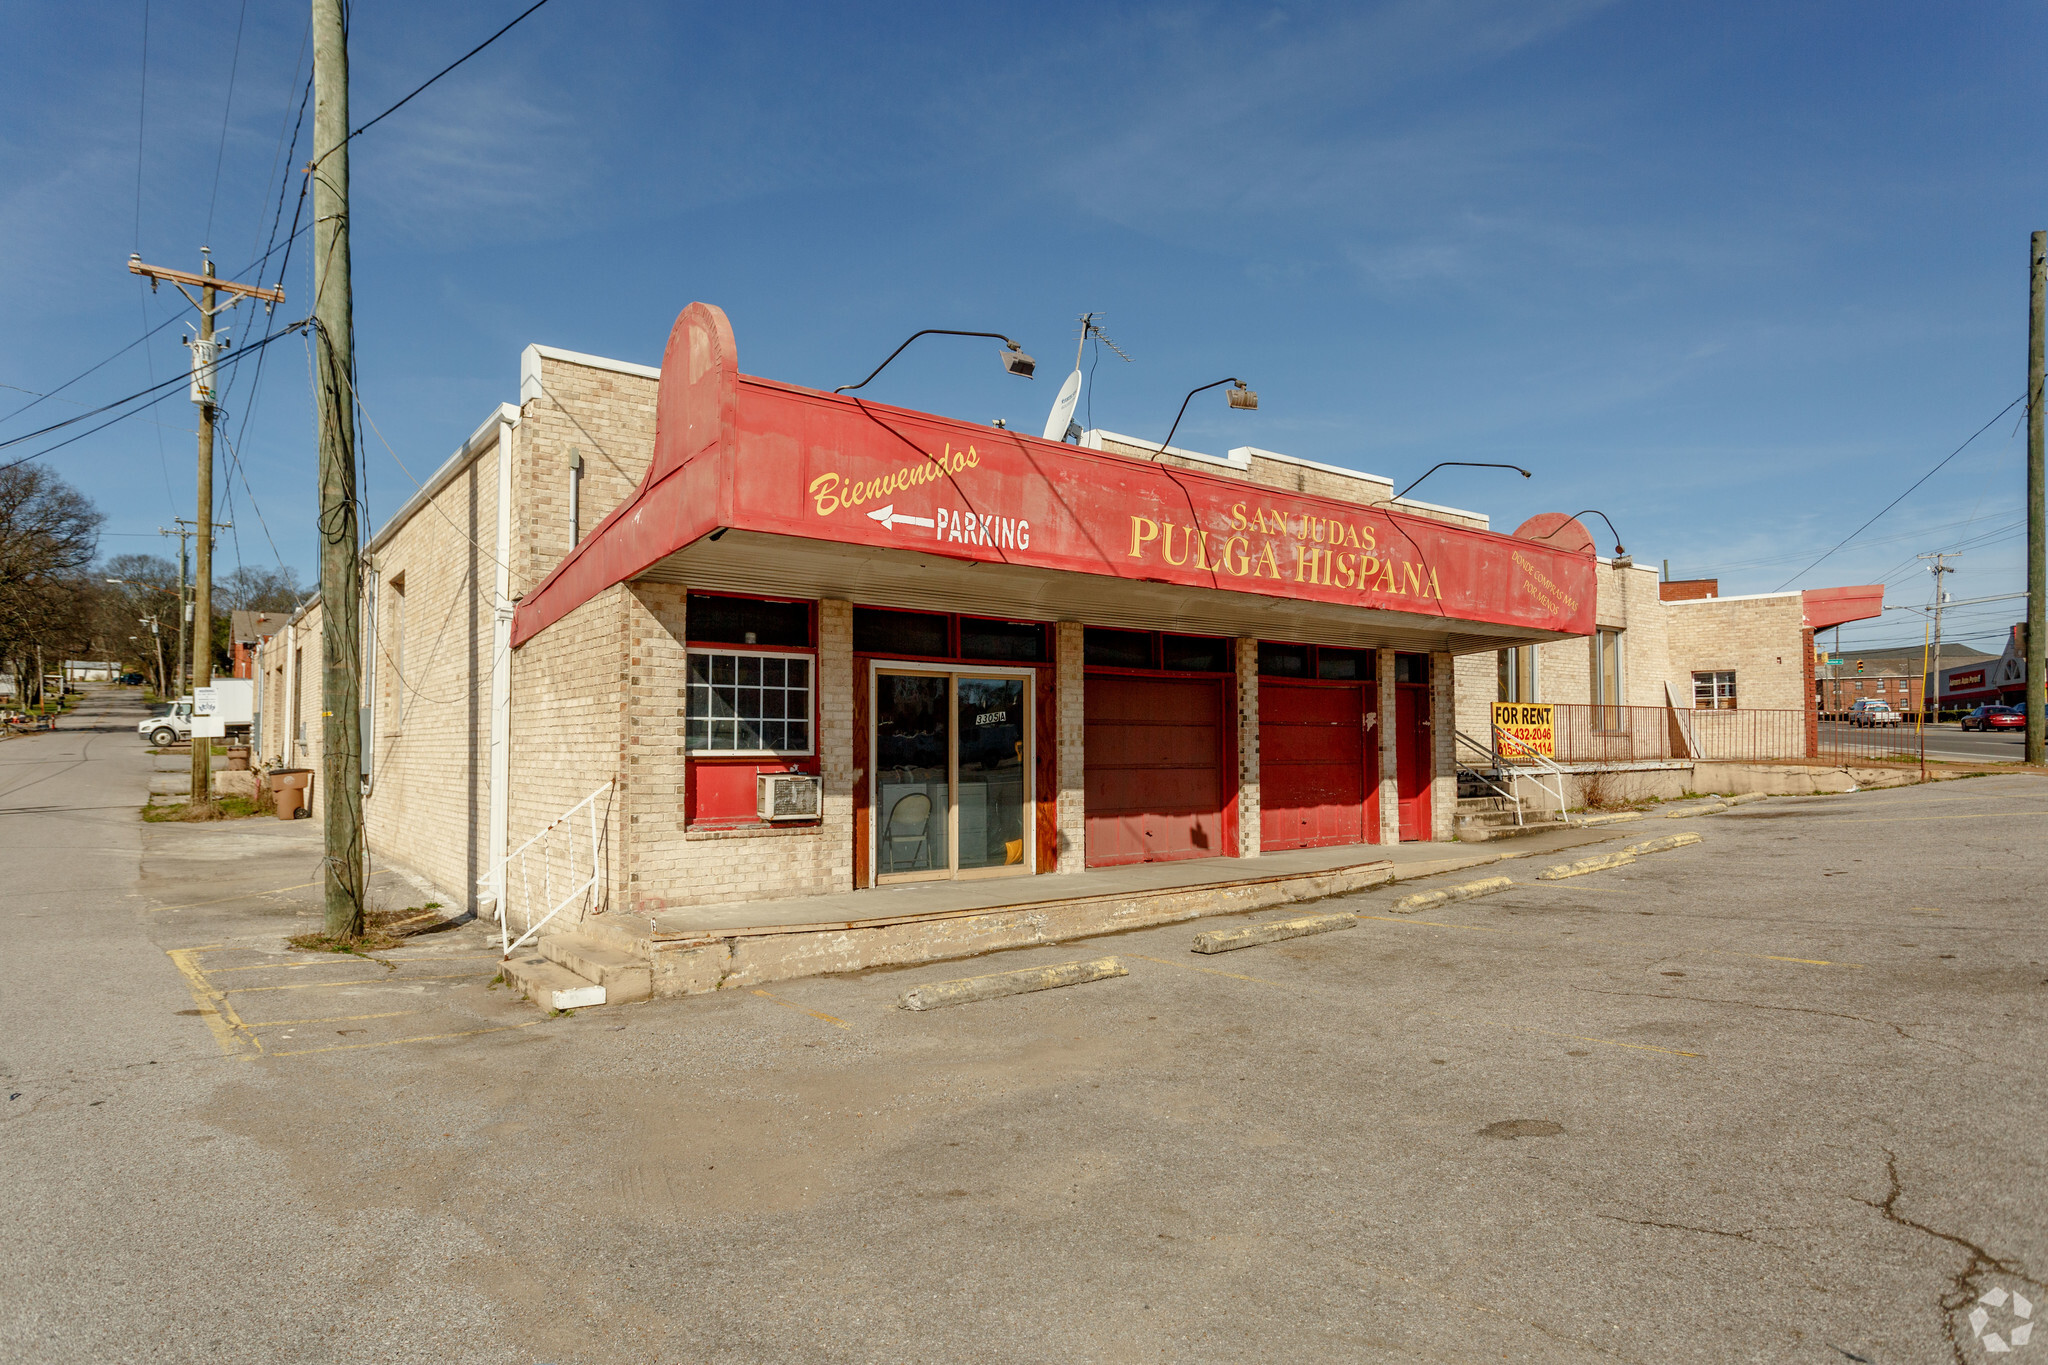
[1043,312,1132,442]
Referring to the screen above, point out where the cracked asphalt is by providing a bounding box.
[3,686,2045,1362]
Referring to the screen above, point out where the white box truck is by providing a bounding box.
[190,678,255,741]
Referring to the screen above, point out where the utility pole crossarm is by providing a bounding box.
[128,255,286,306]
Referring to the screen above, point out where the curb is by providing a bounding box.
[1391,875,1514,914]
[1666,802,1728,818]
[1720,792,1769,808]
[1192,912,1357,954]
[1621,832,1703,857]
[1536,851,1638,881]
[898,956,1127,1011]
[1578,811,1645,827]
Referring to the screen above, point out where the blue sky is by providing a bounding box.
[3,0,2042,652]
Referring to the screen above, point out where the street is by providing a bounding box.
[1818,717,2033,765]
[3,686,2045,1362]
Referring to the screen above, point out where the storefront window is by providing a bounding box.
[686,593,812,648]
[1257,641,1310,677]
[685,651,813,753]
[854,608,951,658]
[960,618,1048,663]
[1497,646,1535,702]
[1317,647,1375,681]
[1085,628,1156,670]
[1590,629,1623,729]
[1394,653,1430,685]
[1161,635,1231,673]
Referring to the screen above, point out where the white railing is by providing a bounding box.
[1455,727,1574,825]
[1453,728,1526,825]
[480,781,613,958]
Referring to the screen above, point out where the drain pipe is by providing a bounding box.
[484,409,518,920]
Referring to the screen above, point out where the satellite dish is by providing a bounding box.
[1042,369,1083,442]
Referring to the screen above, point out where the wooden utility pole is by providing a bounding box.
[2029,231,2046,767]
[130,254,279,799]
[1919,552,1958,720]
[313,0,367,936]
[160,523,191,699]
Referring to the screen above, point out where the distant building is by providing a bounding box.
[1462,571,1886,760]
[1935,625,2035,710]
[229,611,288,680]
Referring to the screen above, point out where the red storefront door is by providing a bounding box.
[1395,682,1433,841]
[1259,681,1375,850]
[1084,675,1228,866]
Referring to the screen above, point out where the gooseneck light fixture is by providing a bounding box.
[1157,378,1257,458]
[1552,509,1629,565]
[1392,461,1531,502]
[833,330,1036,394]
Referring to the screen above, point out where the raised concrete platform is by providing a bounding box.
[524,825,1627,1005]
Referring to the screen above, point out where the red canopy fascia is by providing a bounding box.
[1801,584,1885,631]
[510,303,1600,649]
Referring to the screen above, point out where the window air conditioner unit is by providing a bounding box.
[758,772,822,822]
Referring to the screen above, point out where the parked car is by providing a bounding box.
[138,700,194,747]
[1961,705,2024,731]
[1846,698,1902,727]
[118,672,145,686]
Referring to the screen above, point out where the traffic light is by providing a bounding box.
[1856,660,1864,674]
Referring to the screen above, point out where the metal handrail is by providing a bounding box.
[1458,726,1573,825]
[479,780,612,958]
[1453,729,1525,826]
[1491,727,1574,823]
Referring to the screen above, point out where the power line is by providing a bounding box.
[0,229,304,431]
[343,0,557,146]
[1771,394,2027,592]
[204,0,250,244]
[133,0,149,251]
[0,327,303,472]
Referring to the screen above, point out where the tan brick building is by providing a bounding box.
[262,304,1612,922]
[1453,564,1884,768]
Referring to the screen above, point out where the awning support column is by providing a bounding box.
[1235,636,1260,858]
[1377,648,1400,845]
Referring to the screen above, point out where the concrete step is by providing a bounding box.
[501,951,606,1011]
[540,933,652,1004]
[1456,795,1517,813]
[1454,816,1572,843]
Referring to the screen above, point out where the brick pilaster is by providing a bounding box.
[1431,649,1455,842]
[817,599,855,891]
[1377,648,1400,844]
[1236,636,1260,857]
[1056,620,1086,872]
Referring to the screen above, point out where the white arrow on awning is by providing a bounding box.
[866,504,936,532]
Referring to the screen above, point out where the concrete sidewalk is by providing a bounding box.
[518,821,1641,1005]
[645,821,1630,937]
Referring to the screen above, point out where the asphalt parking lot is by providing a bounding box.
[5,705,2045,1363]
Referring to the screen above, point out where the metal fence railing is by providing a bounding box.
[1523,703,1924,767]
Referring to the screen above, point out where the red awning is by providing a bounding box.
[1801,585,1885,631]
[512,303,1600,649]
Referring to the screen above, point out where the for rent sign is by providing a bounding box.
[1493,702,1555,760]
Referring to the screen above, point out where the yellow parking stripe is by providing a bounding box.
[165,947,261,1058]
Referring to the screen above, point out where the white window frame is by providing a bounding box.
[685,648,817,757]
[1693,670,1737,709]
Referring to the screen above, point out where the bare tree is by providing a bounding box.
[216,562,306,613]
[98,552,181,692]
[0,466,103,704]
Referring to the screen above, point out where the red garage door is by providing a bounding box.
[1259,681,1374,850]
[1085,675,1228,867]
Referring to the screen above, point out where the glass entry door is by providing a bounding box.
[874,669,1031,883]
